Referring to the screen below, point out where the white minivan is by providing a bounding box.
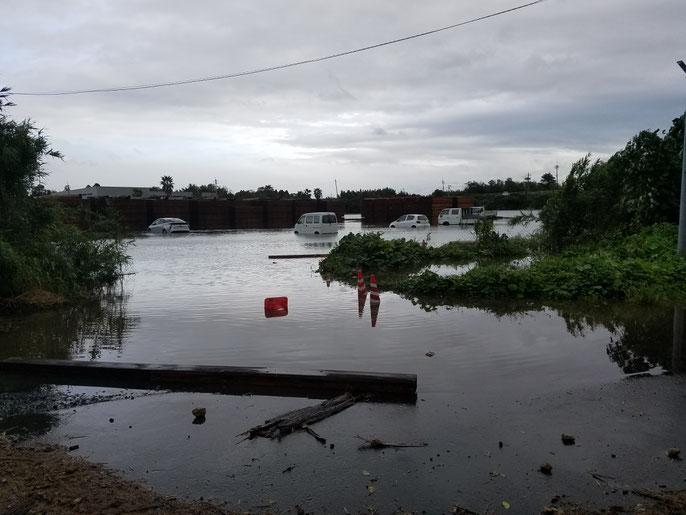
[294,212,339,235]
[438,207,489,225]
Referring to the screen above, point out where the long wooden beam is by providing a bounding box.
[0,359,416,402]
[267,253,329,259]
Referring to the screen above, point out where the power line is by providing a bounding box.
[13,0,545,97]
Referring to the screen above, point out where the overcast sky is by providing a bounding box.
[3,0,685,196]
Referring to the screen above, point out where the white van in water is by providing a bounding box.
[294,212,339,235]
[438,207,495,225]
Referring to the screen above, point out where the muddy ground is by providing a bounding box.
[0,435,243,514]
[1,374,686,514]
[1,434,685,514]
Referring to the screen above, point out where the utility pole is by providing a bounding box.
[680,105,686,255]
[555,163,559,186]
[334,179,338,198]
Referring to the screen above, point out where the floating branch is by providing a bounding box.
[241,392,358,441]
[355,435,428,449]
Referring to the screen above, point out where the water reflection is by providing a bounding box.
[673,306,685,372]
[0,289,139,361]
[370,301,380,328]
[357,292,367,319]
[406,295,680,375]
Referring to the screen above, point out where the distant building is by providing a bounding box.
[51,185,193,199]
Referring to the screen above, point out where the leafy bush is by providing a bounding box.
[319,224,531,279]
[0,89,129,300]
[395,224,686,303]
[540,115,683,249]
[319,232,431,277]
[0,238,26,297]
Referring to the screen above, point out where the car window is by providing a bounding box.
[418,215,428,221]
[397,215,406,222]
[452,209,460,215]
[306,215,314,223]
[439,209,449,216]
[297,215,306,224]
[322,214,336,223]
[313,215,320,223]
[407,215,415,221]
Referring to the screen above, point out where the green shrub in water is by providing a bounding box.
[319,232,432,277]
[396,224,686,303]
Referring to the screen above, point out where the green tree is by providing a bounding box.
[0,87,128,298]
[256,184,280,199]
[160,175,174,198]
[0,88,62,219]
[540,172,556,189]
[606,120,683,229]
[540,114,684,249]
[314,187,322,200]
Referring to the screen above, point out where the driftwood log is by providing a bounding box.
[355,435,428,449]
[242,392,358,441]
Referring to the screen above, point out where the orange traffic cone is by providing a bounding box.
[369,274,380,304]
[357,270,367,295]
[370,301,380,327]
[358,292,367,319]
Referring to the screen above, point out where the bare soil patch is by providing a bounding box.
[0,436,234,514]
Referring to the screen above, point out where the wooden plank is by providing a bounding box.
[267,254,329,259]
[0,359,417,402]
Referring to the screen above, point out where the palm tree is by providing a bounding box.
[160,175,174,198]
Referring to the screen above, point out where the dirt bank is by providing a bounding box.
[0,436,235,514]
[2,435,685,514]
[0,289,66,314]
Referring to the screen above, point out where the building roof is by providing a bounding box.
[51,186,193,199]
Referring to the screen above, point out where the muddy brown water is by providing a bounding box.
[1,217,685,513]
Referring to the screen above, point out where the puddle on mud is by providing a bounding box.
[1,224,684,512]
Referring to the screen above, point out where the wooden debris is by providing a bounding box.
[303,426,327,445]
[355,435,428,449]
[539,462,552,475]
[633,488,664,501]
[561,433,576,445]
[667,447,681,460]
[241,392,357,440]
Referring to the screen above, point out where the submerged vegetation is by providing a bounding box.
[320,114,686,305]
[397,224,685,303]
[0,88,129,302]
[319,219,530,278]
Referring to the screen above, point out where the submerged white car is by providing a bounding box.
[147,218,190,234]
[294,212,338,235]
[389,214,430,229]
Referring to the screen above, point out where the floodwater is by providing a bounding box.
[1,213,685,513]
